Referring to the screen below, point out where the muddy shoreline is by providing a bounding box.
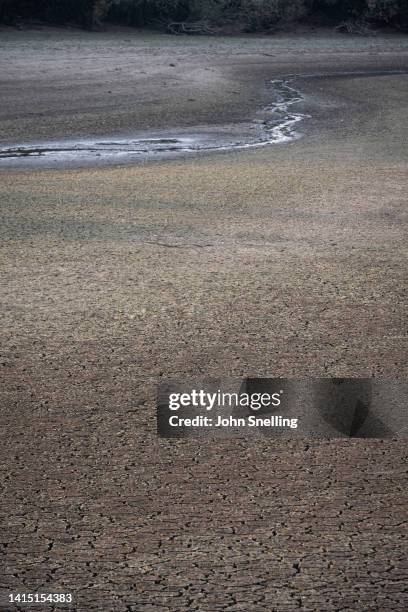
[1,67,407,169]
[1,29,408,145]
[0,75,307,168]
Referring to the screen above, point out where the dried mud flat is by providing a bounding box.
[1,29,408,611]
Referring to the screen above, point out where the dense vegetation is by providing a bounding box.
[1,0,407,31]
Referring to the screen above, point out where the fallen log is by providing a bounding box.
[335,19,377,36]
[167,21,215,35]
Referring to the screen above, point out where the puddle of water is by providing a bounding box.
[0,78,307,169]
[1,69,406,170]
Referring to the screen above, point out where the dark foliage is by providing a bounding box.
[1,0,407,30]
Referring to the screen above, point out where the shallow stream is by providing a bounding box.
[1,70,406,169]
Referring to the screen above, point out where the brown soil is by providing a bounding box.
[0,29,407,611]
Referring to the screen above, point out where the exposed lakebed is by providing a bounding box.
[1,70,406,169]
[0,77,308,169]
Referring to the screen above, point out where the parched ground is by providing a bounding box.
[0,28,407,611]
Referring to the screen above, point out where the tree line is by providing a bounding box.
[1,1,407,31]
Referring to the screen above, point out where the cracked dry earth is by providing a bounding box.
[2,438,408,612]
[1,31,408,611]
